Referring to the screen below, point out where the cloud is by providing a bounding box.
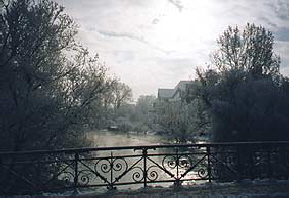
[97,30,170,54]
[264,0,289,28]
[273,0,289,20]
[275,41,289,69]
[55,0,289,99]
[98,30,143,40]
[258,16,278,29]
[151,18,160,24]
[275,27,289,42]
[167,0,183,12]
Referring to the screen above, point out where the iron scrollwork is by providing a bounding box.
[131,166,144,182]
[1,142,289,195]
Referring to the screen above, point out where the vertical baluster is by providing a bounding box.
[142,148,148,188]
[74,152,79,186]
[284,146,289,180]
[106,151,116,190]
[110,151,114,189]
[207,146,212,182]
[174,148,181,187]
[267,146,272,179]
[73,152,79,193]
[176,148,179,178]
[236,145,242,181]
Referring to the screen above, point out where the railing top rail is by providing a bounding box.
[1,141,289,156]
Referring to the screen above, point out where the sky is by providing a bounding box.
[55,0,289,101]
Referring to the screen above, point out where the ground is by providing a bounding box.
[4,180,289,197]
[91,180,289,198]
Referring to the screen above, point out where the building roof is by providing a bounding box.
[171,81,194,98]
[174,81,193,91]
[158,81,196,100]
[158,88,173,99]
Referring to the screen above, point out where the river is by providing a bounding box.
[80,131,174,191]
[80,131,203,192]
[87,130,170,147]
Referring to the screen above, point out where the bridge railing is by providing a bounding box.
[1,142,289,195]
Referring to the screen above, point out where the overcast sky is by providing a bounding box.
[55,0,289,100]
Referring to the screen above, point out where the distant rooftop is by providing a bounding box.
[158,88,173,99]
[172,81,194,97]
[158,81,195,100]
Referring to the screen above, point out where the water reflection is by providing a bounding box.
[87,130,169,147]
[80,131,207,191]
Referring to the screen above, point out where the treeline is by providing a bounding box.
[93,92,156,133]
[152,24,289,143]
[1,0,289,153]
[0,0,135,151]
[184,24,289,142]
[193,24,289,142]
[0,0,161,151]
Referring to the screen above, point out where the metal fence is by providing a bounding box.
[1,141,289,195]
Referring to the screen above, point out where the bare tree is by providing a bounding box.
[190,23,289,142]
[212,23,280,78]
[112,82,132,110]
[0,0,110,151]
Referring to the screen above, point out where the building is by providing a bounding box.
[154,80,195,126]
[157,81,195,101]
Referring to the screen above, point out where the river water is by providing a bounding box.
[87,130,169,147]
[79,131,174,191]
[80,131,205,191]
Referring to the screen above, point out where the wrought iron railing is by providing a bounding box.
[1,142,289,195]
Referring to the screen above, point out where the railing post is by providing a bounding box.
[267,146,272,179]
[282,145,288,180]
[142,148,148,188]
[73,152,79,194]
[236,145,242,181]
[0,155,3,187]
[108,151,117,190]
[207,146,212,182]
[174,148,181,187]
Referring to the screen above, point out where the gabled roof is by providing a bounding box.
[158,81,196,100]
[171,81,194,98]
[174,81,193,91]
